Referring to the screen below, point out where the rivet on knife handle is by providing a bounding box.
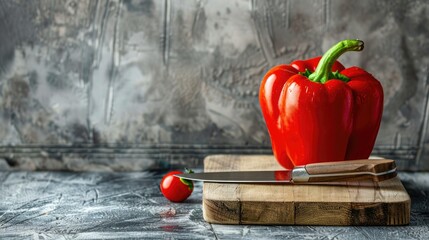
[292,159,397,182]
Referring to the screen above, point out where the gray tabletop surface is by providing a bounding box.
[0,171,428,240]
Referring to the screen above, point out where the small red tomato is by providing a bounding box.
[160,170,193,202]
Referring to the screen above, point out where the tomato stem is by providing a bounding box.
[180,168,194,190]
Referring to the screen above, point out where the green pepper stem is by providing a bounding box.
[308,39,364,83]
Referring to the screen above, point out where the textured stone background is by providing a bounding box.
[0,0,428,171]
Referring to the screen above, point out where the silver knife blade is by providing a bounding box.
[176,170,292,183]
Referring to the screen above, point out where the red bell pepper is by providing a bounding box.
[259,40,383,169]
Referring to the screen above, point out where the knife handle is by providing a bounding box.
[292,159,397,182]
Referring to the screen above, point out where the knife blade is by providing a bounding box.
[175,159,397,183]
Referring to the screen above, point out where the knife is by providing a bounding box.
[175,159,397,183]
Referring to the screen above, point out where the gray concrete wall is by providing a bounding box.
[0,0,428,171]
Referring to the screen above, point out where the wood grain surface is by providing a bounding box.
[203,155,410,225]
[304,159,397,182]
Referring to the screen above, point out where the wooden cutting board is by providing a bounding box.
[202,155,410,225]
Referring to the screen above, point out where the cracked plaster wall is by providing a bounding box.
[0,0,428,171]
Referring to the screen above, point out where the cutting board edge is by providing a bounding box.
[202,198,411,226]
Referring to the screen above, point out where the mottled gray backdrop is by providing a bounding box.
[0,0,428,171]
